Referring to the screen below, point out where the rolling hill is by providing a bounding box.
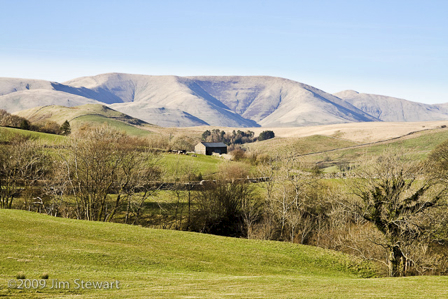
[0,78,104,112]
[14,104,154,137]
[2,210,448,298]
[0,209,374,298]
[0,89,100,113]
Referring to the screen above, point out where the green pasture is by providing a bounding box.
[0,127,66,144]
[1,210,448,298]
[160,153,225,179]
[301,128,448,168]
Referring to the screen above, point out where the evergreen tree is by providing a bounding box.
[201,130,211,141]
[19,119,30,130]
[60,120,71,135]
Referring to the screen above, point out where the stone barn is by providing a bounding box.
[195,142,228,155]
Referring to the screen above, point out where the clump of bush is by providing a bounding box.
[230,148,246,161]
[257,130,275,141]
[218,162,250,180]
[0,109,30,129]
[230,149,270,165]
[33,120,61,134]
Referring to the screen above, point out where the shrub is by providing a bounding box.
[230,148,246,161]
[218,162,250,180]
[37,120,61,134]
[256,153,270,164]
[20,119,30,130]
[258,130,275,141]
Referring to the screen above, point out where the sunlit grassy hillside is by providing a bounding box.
[2,210,448,298]
[14,104,154,137]
[245,134,358,155]
[0,127,66,144]
[305,127,448,166]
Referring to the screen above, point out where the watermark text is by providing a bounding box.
[8,279,120,290]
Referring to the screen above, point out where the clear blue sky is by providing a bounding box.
[1,0,447,103]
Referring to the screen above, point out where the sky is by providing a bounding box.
[0,0,447,104]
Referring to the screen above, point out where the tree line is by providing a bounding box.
[201,129,275,147]
[0,110,71,135]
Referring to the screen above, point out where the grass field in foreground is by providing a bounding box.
[1,210,447,298]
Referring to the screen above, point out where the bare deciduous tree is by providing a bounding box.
[62,125,160,222]
[0,138,50,209]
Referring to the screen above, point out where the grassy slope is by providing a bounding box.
[245,127,448,162]
[14,104,154,137]
[1,210,447,298]
[14,104,146,125]
[0,127,66,144]
[307,128,448,165]
[72,115,151,137]
[245,135,358,156]
[241,128,448,170]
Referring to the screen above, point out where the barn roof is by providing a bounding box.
[200,142,227,147]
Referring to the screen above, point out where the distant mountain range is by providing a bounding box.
[1,73,447,127]
[334,90,448,122]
